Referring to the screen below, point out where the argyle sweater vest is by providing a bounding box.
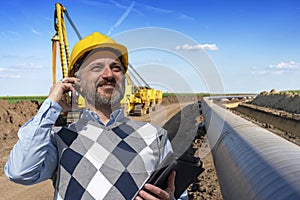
[51,117,168,200]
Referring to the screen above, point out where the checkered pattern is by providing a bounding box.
[52,117,167,200]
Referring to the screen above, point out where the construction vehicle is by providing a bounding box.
[52,3,162,121]
[130,63,163,114]
[121,64,163,116]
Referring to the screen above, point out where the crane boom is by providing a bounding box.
[51,3,81,85]
[52,3,69,84]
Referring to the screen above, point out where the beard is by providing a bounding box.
[81,78,125,107]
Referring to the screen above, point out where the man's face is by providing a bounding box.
[78,50,125,107]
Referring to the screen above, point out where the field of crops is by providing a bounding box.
[1,94,210,103]
[0,96,47,104]
[162,92,210,98]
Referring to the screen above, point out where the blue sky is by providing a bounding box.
[0,0,299,95]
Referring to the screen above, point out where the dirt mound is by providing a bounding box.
[233,89,300,147]
[250,90,300,114]
[0,100,40,175]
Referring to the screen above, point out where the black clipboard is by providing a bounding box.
[134,152,204,199]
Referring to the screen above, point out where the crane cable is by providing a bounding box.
[128,64,150,88]
[64,10,82,40]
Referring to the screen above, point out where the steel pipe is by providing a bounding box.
[202,97,300,200]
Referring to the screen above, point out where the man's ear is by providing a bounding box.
[75,71,79,78]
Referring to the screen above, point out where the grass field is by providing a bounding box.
[1,90,298,104]
[0,96,47,104]
[162,92,210,98]
[283,90,300,94]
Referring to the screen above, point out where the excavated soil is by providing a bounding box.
[251,90,300,114]
[230,90,300,146]
[0,100,40,175]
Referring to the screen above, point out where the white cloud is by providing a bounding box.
[178,13,195,21]
[81,0,111,7]
[0,62,42,80]
[12,63,43,69]
[107,1,135,36]
[141,3,194,21]
[176,43,219,51]
[1,54,18,59]
[0,68,16,73]
[110,0,140,14]
[251,70,285,76]
[7,31,21,38]
[268,61,300,70]
[32,29,41,35]
[0,74,21,79]
[0,31,21,40]
[0,63,42,73]
[251,61,300,76]
[271,70,285,75]
[110,0,128,9]
[145,5,173,14]
[0,68,20,79]
[251,70,267,75]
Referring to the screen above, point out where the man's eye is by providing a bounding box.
[112,66,122,72]
[91,65,104,71]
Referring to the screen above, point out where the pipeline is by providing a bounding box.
[202,96,300,200]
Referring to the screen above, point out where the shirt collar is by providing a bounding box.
[82,108,125,126]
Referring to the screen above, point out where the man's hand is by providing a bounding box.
[135,171,176,200]
[48,77,81,112]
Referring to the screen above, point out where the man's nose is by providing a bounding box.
[101,66,114,78]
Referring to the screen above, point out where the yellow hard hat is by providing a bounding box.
[69,32,128,77]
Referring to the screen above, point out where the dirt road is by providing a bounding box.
[0,177,54,200]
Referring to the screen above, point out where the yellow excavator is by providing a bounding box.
[52,3,162,122]
[126,64,162,115]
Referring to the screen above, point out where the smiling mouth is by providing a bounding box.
[98,83,116,89]
[102,85,115,89]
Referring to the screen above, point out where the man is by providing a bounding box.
[5,32,185,200]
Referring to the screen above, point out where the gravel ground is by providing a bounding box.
[187,129,223,200]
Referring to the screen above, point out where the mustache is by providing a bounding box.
[97,78,117,86]
[96,78,124,92]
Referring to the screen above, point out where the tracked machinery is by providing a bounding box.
[52,3,162,124]
[121,64,162,116]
